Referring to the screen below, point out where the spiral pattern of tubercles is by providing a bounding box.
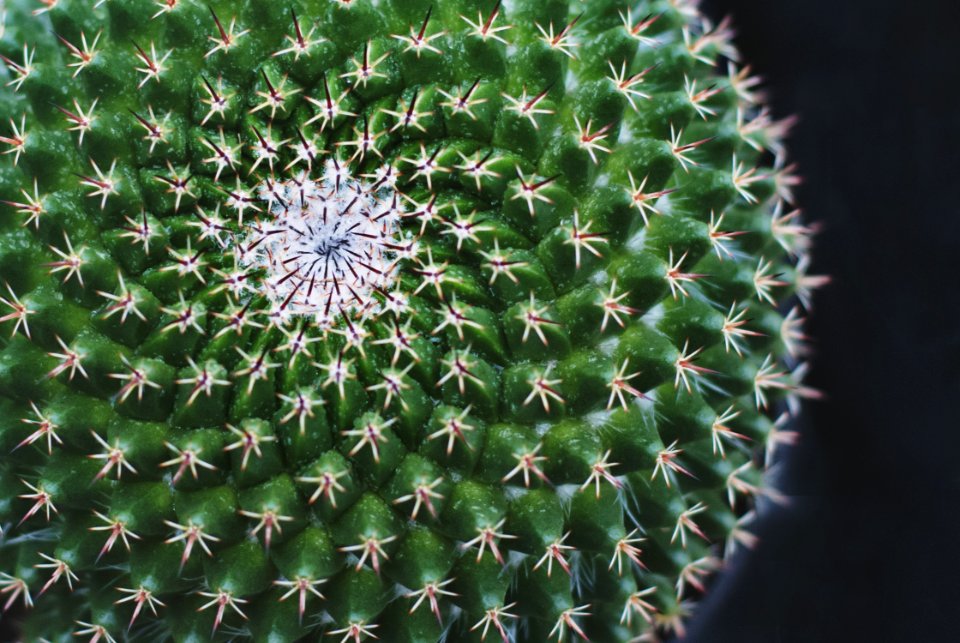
[0,0,823,641]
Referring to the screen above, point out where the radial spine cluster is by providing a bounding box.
[243,162,407,325]
[0,0,824,641]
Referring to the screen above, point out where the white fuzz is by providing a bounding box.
[238,161,407,326]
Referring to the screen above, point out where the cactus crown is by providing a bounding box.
[0,0,822,641]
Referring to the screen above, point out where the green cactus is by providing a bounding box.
[0,0,824,641]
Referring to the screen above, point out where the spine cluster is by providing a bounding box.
[242,161,408,325]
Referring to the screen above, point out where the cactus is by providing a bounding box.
[0,0,824,641]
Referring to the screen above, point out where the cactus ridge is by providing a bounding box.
[0,0,823,641]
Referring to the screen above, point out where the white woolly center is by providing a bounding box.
[240,160,406,325]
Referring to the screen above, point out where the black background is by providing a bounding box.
[684,0,960,641]
[2,1,957,641]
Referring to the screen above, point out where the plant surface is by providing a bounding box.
[0,0,824,640]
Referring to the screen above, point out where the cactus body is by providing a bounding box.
[0,0,822,641]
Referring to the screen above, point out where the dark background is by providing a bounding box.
[1,1,955,642]
[686,0,960,641]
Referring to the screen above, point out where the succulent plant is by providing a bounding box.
[0,0,825,641]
